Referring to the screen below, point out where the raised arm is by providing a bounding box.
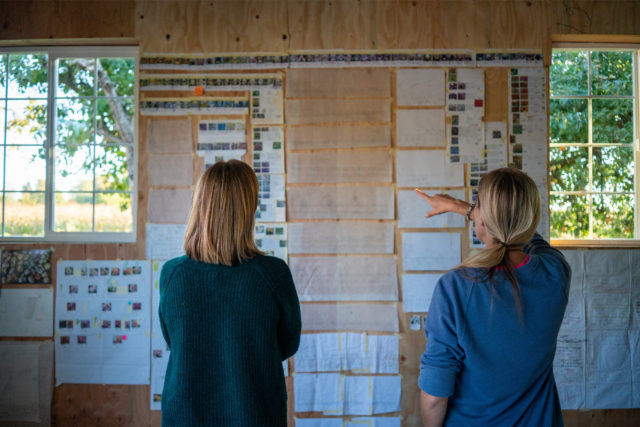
[414,189,471,218]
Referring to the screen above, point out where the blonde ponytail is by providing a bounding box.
[457,168,541,319]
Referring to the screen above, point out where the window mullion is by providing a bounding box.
[2,54,8,237]
[587,50,594,239]
[44,52,56,238]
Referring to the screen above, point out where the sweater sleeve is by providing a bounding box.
[419,275,465,398]
[256,257,302,361]
[158,262,174,351]
[275,261,302,360]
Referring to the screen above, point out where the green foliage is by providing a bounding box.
[550,50,636,239]
[3,54,135,236]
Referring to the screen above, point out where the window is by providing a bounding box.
[549,46,639,241]
[0,46,137,242]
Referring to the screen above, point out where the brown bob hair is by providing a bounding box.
[183,160,263,266]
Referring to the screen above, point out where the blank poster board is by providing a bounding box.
[147,118,193,154]
[287,68,391,98]
[288,186,394,220]
[396,109,445,147]
[288,222,394,254]
[287,151,392,183]
[396,69,445,106]
[286,125,391,150]
[148,189,193,223]
[0,341,53,424]
[291,256,398,301]
[285,99,390,124]
[0,288,53,337]
[301,303,399,332]
[148,154,194,187]
[396,150,464,188]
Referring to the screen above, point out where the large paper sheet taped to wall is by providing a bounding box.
[301,303,399,332]
[145,223,186,260]
[288,222,394,254]
[295,332,398,373]
[294,373,401,414]
[148,188,192,223]
[396,150,464,187]
[288,186,394,220]
[0,340,53,424]
[401,232,461,271]
[0,288,53,337]
[291,256,398,301]
[288,151,392,183]
[287,125,390,150]
[402,273,441,312]
[285,99,390,124]
[397,189,465,228]
[287,68,391,98]
[148,154,193,187]
[147,118,193,154]
[396,109,445,147]
[397,69,445,106]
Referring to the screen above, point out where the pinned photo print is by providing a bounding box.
[88,285,97,294]
[111,267,120,276]
[153,349,163,358]
[115,320,122,328]
[113,335,123,344]
[60,336,70,344]
[100,267,109,276]
[132,302,142,311]
[123,267,132,276]
[102,302,112,311]
[102,320,111,328]
[64,267,74,276]
[67,302,76,311]
[90,268,99,277]
[69,285,78,294]
[81,320,90,328]
[132,266,142,275]
[128,284,137,293]
[77,336,87,344]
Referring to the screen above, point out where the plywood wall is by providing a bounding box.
[1,1,640,426]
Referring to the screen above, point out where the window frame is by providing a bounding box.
[549,42,640,247]
[0,45,139,243]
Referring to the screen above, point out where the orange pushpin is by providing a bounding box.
[194,86,204,96]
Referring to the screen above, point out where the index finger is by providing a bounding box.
[414,188,431,201]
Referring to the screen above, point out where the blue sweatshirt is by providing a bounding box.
[159,254,301,427]
[419,234,571,426]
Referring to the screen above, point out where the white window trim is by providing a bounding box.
[549,43,640,246]
[0,45,139,243]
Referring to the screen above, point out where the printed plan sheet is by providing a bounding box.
[150,261,169,410]
[508,67,549,238]
[555,250,640,409]
[55,260,151,385]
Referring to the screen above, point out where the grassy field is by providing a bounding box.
[4,202,132,235]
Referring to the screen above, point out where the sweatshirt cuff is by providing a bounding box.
[418,365,457,398]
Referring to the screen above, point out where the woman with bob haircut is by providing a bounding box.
[159,159,301,426]
[415,168,570,426]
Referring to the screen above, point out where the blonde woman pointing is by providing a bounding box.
[415,168,570,427]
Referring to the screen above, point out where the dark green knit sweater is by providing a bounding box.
[159,254,301,427]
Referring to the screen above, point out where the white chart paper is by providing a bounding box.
[397,69,444,106]
[55,260,151,385]
[0,287,53,337]
[396,150,464,188]
[150,261,169,410]
[295,332,398,373]
[397,189,465,229]
[145,223,187,261]
[252,126,285,174]
[256,174,286,222]
[396,109,445,147]
[401,232,461,271]
[291,256,398,301]
[288,222,394,254]
[402,273,441,313]
[255,223,288,261]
